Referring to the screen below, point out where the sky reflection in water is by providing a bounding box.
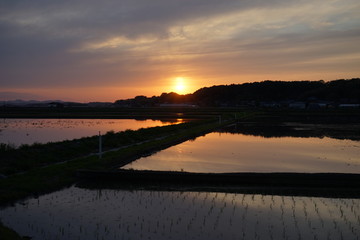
[0,118,182,147]
[0,186,359,240]
[123,132,360,173]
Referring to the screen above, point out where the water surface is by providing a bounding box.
[0,118,182,146]
[0,186,358,240]
[123,131,360,173]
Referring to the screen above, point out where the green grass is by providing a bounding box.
[0,222,23,240]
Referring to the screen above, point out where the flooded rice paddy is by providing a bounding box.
[1,122,359,239]
[0,186,359,240]
[123,131,360,173]
[0,118,182,147]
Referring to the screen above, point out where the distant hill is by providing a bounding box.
[1,99,114,108]
[115,78,360,107]
[0,100,65,107]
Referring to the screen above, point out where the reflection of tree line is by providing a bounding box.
[217,123,360,141]
[134,118,184,124]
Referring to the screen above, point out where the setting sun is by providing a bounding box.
[174,77,187,94]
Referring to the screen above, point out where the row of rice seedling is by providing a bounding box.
[1,186,359,240]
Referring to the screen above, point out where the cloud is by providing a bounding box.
[0,0,359,100]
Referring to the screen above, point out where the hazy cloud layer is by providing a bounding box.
[1,0,359,100]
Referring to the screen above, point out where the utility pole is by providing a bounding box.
[98,131,102,159]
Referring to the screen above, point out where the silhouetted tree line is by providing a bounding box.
[114,78,360,107]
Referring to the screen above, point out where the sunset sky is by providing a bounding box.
[1,0,360,102]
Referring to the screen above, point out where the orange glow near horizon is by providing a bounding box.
[173,77,187,94]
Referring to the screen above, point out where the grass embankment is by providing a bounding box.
[78,171,360,198]
[0,118,231,206]
[0,223,23,240]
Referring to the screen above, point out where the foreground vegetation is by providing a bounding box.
[0,223,23,240]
